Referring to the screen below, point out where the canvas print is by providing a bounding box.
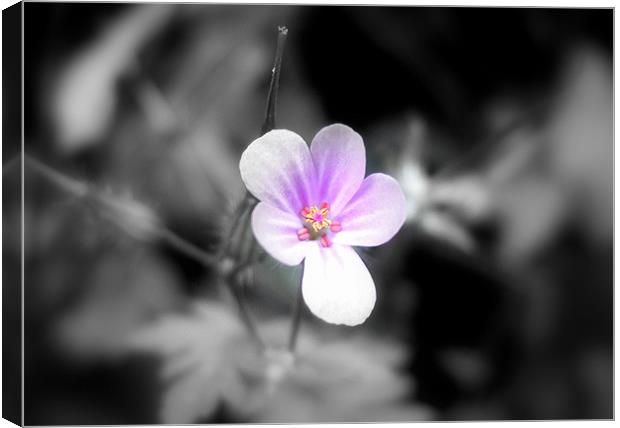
[2,3,613,425]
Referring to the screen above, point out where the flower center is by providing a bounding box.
[296,201,342,247]
[303,203,331,232]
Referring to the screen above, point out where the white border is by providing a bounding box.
[0,2,616,428]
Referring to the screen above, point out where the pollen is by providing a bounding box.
[300,202,332,233]
[297,202,343,245]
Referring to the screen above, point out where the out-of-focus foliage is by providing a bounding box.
[129,302,433,423]
[545,47,612,246]
[51,5,174,150]
[55,248,185,361]
[128,303,247,423]
[255,334,434,423]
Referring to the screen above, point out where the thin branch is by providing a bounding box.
[261,26,288,135]
[220,196,251,259]
[222,25,288,263]
[221,25,288,265]
[24,155,89,198]
[288,261,304,353]
[22,26,290,355]
[222,275,265,352]
[237,198,261,268]
[24,153,269,349]
[24,154,218,267]
[169,25,289,352]
[157,228,219,267]
[258,25,306,353]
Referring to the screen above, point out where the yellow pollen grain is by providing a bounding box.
[303,206,332,233]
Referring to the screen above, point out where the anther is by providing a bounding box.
[330,220,342,233]
[297,227,310,241]
[320,234,332,248]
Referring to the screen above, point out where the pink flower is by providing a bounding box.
[239,124,406,326]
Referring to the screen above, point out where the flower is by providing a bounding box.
[239,124,406,326]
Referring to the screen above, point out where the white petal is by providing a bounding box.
[239,130,316,215]
[302,244,376,326]
[251,202,311,266]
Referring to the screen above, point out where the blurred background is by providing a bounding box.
[4,3,612,424]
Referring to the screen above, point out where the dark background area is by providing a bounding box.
[3,3,23,426]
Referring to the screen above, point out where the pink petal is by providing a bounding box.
[240,130,317,215]
[251,202,311,266]
[332,173,407,247]
[310,124,365,216]
[302,244,376,326]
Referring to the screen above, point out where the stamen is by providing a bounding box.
[297,202,341,245]
[297,227,310,241]
[301,203,332,233]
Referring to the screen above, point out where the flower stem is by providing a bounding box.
[261,26,288,135]
[224,274,265,352]
[257,25,305,354]
[225,24,288,259]
[215,26,290,351]
[219,196,251,258]
[288,261,304,353]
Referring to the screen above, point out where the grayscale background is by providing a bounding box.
[5,3,612,424]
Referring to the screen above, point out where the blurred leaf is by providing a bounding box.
[50,4,172,151]
[128,302,251,423]
[255,334,432,423]
[418,211,475,252]
[492,174,567,261]
[396,160,430,222]
[128,304,432,423]
[480,46,612,260]
[545,46,612,245]
[429,175,491,224]
[53,248,185,361]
